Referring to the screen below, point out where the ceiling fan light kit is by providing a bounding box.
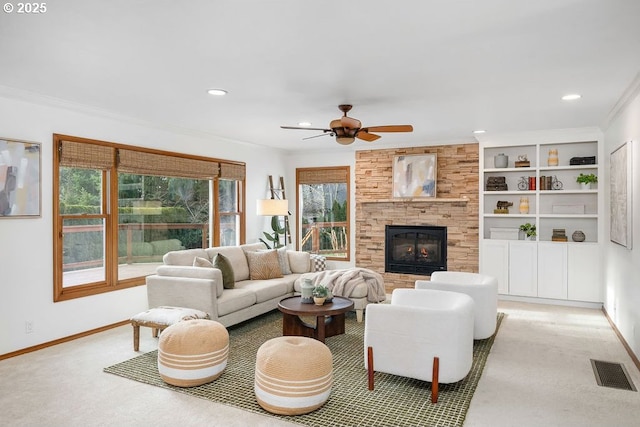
[281,104,413,145]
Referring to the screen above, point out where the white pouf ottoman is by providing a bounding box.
[158,319,229,387]
[255,336,333,415]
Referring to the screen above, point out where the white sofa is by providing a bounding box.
[145,242,315,327]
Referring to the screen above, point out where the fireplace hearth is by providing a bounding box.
[385,225,447,275]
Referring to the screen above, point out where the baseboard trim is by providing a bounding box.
[601,306,640,374]
[0,320,130,361]
[498,294,603,310]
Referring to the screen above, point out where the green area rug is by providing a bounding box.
[105,311,503,427]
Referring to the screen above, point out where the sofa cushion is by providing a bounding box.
[164,248,208,266]
[216,288,257,317]
[245,250,283,280]
[193,256,213,268]
[213,253,235,289]
[235,279,290,304]
[206,246,251,282]
[241,242,268,252]
[288,251,311,274]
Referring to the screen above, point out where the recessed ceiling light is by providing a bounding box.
[298,122,312,127]
[473,129,486,134]
[207,89,228,96]
[562,94,581,101]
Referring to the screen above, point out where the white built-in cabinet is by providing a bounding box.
[478,130,603,304]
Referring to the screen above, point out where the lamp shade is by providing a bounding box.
[257,199,289,216]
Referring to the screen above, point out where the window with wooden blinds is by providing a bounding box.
[118,149,219,179]
[219,162,246,180]
[296,166,350,260]
[53,133,245,302]
[297,167,348,184]
[58,140,114,170]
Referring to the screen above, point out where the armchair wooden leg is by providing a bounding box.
[431,356,439,403]
[367,346,375,390]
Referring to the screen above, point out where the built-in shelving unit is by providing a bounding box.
[478,129,604,304]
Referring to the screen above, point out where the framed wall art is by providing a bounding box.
[0,138,41,218]
[610,140,632,249]
[392,153,437,198]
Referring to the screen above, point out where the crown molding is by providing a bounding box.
[601,71,640,131]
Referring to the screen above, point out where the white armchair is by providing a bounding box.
[364,288,474,403]
[415,271,498,339]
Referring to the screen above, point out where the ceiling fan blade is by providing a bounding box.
[365,125,413,133]
[356,130,381,142]
[280,126,332,131]
[302,133,333,140]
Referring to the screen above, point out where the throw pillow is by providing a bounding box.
[277,247,292,275]
[245,249,283,280]
[193,256,213,268]
[288,251,311,274]
[213,253,235,289]
[310,254,326,272]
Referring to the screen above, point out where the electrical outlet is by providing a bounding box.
[25,321,34,334]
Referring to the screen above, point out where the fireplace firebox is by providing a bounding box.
[385,225,447,275]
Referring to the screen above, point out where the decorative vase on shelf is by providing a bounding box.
[572,230,586,242]
[580,182,591,190]
[494,153,508,168]
[313,297,326,306]
[301,279,314,304]
[548,149,558,166]
[519,197,529,214]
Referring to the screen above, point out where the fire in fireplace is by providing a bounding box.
[385,225,447,275]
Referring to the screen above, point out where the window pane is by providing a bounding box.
[300,183,348,258]
[220,214,239,246]
[59,167,102,214]
[218,179,237,212]
[117,174,210,278]
[62,217,105,287]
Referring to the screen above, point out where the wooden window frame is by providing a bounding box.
[296,166,350,261]
[53,134,245,302]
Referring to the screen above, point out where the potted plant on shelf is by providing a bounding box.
[312,285,329,305]
[576,173,597,190]
[519,223,537,241]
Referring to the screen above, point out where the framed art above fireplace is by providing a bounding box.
[392,153,437,198]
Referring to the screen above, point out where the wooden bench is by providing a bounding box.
[130,306,209,351]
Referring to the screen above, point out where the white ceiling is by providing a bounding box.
[1,0,640,152]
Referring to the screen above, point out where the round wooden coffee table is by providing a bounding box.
[277,296,354,343]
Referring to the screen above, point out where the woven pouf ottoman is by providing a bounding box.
[255,336,333,415]
[158,319,229,387]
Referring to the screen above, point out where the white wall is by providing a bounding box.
[602,79,640,358]
[0,94,288,355]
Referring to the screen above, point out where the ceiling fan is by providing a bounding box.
[280,104,413,145]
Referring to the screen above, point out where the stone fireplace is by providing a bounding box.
[355,144,479,292]
[385,225,447,275]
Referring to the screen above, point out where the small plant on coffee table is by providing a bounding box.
[312,285,329,298]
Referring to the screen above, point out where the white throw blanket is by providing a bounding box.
[297,268,386,303]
